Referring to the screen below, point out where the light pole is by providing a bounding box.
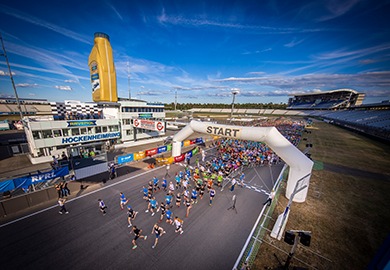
[0,33,24,122]
[230,88,240,120]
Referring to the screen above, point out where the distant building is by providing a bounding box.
[19,98,165,163]
[287,89,365,110]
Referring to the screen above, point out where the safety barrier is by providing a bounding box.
[233,164,288,269]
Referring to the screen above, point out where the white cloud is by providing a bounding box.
[0,4,90,44]
[284,38,305,48]
[65,79,77,83]
[16,83,38,87]
[0,70,15,76]
[55,85,72,91]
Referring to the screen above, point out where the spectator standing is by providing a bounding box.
[263,189,275,206]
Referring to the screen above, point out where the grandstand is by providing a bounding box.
[287,89,365,110]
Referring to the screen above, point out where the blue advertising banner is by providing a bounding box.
[157,145,167,153]
[67,120,97,127]
[0,180,15,193]
[0,167,69,193]
[117,153,134,165]
[196,137,204,144]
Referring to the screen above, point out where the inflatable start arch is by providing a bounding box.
[172,120,313,202]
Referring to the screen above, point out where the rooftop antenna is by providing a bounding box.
[127,59,131,100]
[0,33,24,122]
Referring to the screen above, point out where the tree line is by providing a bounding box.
[164,102,287,111]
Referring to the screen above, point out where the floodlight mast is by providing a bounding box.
[230,88,240,120]
[0,33,24,122]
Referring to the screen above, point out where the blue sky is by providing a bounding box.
[0,0,389,105]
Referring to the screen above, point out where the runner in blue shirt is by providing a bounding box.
[162,178,167,191]
[153,176,160,192]
[165,193,173,208]
[166,209,173,225]
[142,186,148,200]
[175,173,181,189]
[119,192,128,210]
[191,189,198,204]
[148,197,158,216]
[239,172,245,187]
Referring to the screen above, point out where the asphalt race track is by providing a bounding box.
[1,152,283,270]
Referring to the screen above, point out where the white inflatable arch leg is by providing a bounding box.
[172,120,313,202]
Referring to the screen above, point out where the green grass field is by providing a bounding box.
[252,120,390,269]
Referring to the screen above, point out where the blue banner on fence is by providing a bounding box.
[196,137,204,144]
[117,153,134,165]
[157,145,167,153]
[0,167,69,193]
[0,180,15,193]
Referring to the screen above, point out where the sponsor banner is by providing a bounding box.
[183,140,191,147]
[117,153,134,165]
[190,139,197,145]
[133,151,146,161]
[174,154,185,163]
[0,180,15,193]
[133,119,165,132]
[158,145,167,153]
[186,151,193,158]
[192,147,199,155]
[146,148,158,156]
[67,120,97,127]
[0,167,70,192]
[196,137,204,144]
[61,132,120,144]
[138,113,152,119]
[167,144,172,151]
[167,157,175,164]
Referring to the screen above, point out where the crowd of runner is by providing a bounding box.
[59,118,306,254]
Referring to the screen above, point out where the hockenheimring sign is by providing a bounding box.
[61,132,120,144]
[172,121,313,203]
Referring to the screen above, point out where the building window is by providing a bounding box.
[72,128,80,136]
[53,130,62,137]
[42,130,53,139]
[88,127,94,134]
[95,126,102,133]
[126,129,133,136]
[80,128,87,135]
[62,129,70,137]
[109,125,119,132]
[102,126,108,132]
[32,131,41,139]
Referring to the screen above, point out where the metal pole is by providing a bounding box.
[127,60,131,99]
[276,173,311,239]
[231,93,236,119]
[0,33,24,122]
[174,89,177,111]
[284,233,300,269]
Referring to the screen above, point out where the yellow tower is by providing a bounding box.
[88,32,118,102]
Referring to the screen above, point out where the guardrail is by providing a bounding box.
[233,164,288,270]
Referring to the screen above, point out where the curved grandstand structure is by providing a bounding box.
[287,89,365,110]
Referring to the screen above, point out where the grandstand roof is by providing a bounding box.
[289,89,361,97]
